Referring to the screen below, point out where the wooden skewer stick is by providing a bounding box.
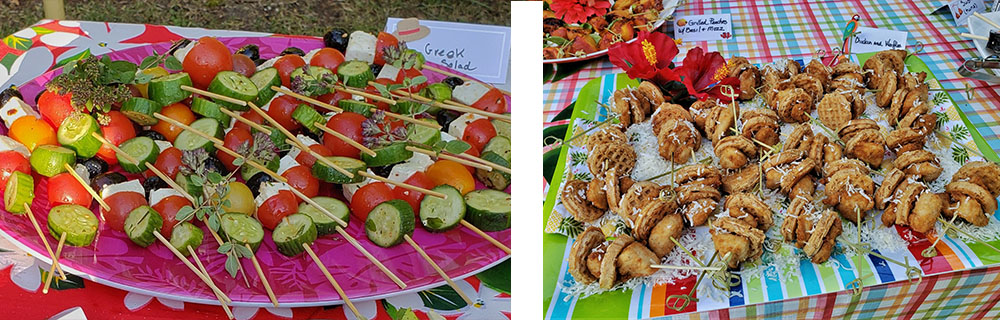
[244,102,372,169]
[961,32,989,41]
[459,220,510,254]
[382,87,511,122]
[333,85,397,105]
[23,203,65,280]
[650,265,723,271]
[270,86,344,113]
[315,125,378,157]
[403,234,474,305]
[973,12,1000,30]
[302,243,365,320]
[187,246,235,307]
[42,232,66,294]
[405,146,498,172]
[61,163,110,211]
[245,244,279,307]
[271,86,441,130]
[357,171,448,199]
[181,85,248,106]
[151,231,233,309]
[218,108,272,133]
[423,65,511,96]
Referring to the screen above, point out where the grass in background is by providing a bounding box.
[1,0,510,37]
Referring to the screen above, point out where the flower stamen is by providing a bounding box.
[641,39,657,65]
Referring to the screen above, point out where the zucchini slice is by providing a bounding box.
[419,185,466,232]
[365,199,415,248]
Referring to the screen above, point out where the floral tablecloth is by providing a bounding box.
[0,20,510,320]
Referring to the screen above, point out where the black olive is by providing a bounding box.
[81,158,109,178]
[246,171,275,198]
[281,47,306,56]
[137,130,167,141]
[442,77,464,89]
[436,110,462,129]
[141,176,169,199]
[90,172,127,194]
[323,29,350,53]
[253,58,267,66]
[370,64,383,77]
[0,85,22,106]
[167,39,192,56]
[236,44,260,61]
[370,164,396,178]
[204,156,228,175]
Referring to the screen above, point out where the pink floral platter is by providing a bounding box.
[0,36,511,307]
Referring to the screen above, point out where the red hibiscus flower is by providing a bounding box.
[550,0,612,25]
[608,31,682,85]
[675,47,741,103]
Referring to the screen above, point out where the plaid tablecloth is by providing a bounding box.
[543,0,1000,318]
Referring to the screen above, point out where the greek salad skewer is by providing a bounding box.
[384,87,511,122]
[60,163,110,211]
[316,124,377,157]
[405,145,505,173]
[41,232,66,293]
[270,86,442,130]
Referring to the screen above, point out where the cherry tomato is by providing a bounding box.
[37,90,74,128]
[351,182,395,222]
[322,112,367,158]
[0,151,30,193]
[231,54,257,78]
[294,144,332,168]
[256,190,297,230]
[373,32,399,66]
[232,110,265,133]
[273,55,306,88]
[426,160,475,195]
[365,78,394,111]
[182,37,233,89]
[96,111,137,165]
[282,166,319,198]
[471,88,508,114]
[309,48,345,71]
[218,127,253,171]
[462,118,497,153]
[102,191,147,232]
[9,116,58,152]
[220,182,255,216]
[266,95,303,131]
[135,67,169,98]
[393,172,435,215]
[151,103,195,142]
[402,68,427,93]
[152,147,185,180]
[152,195,191,236]
[48,172,92,207]
[461,146,480,175]
[316,90,352,108]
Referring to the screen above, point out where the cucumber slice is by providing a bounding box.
[191,97,232,127]
[425,83,452,102]
[272,213,318,257]
[482,136,511,162]
[407,118,441,146]
[312,156,366,184]
[219,212,264,252]
[175,173,204,196]
[57,113,101,158]
[338,99,374,117]
[47,204,99,247]
[4,171,34,214]
[476,151,510,190]
[365,199,414,247]
[170,222,204,256]
[208,71,259,111]
[148,72,193,106]
[338,60,375,88]
[297,196,349,235]
[254,125,290,151]
[290,66,334,86]
[124,205,163,247]
[464,189,511,231]
[117,136,160,173]
[29,145,76,177]
[240,155,280,181]
[492,116,511,138]
[174,118,223,152]
[291,104,324,134]
[361,142,412,167]
[250,68,281,107]
[390,101,425,115]
[419,185,466,232]
[121,97,163,125]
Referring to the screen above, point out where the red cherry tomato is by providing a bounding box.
[316,90,353,108]
[322,112,367,158]
[374,32,399,66]
[295,144,332,168]
[232,54,257,78]
[392,172,435,215]
[402,68,427,93]
[0,151,30,193]
[182,37,233,89]
[364,78,394,111]
[96,111,137,165]
[462,146,480,175]
[273,55,306,88]
[102,191,147,232]
[472,88,508,114]
[351,182,395,222]
[48,173,92,207]
[37,90,75,128]
[151,147,185,180]
[152,195,191,236]
[267,95,303,131]
[257,190,298,230]
[282,166,319,198]
[309,48,345,72]
[232,110,266,133]
[462,118,497,153]
[218,127,253,171]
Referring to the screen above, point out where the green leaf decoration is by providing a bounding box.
[2,35,31,51]
[382,299,402,319]
[53,49,92,69]
[224,254,239,278]
[41,271,85,290]
[477,259,511,294]
[0,53,17,70]
[932,91,949,105]
[951,125,970,141]
[235,244,253,257]
[573,171,592,181]
[164,56,183,71]
[175,205,195,222]
[30,27,54,35]
[217,242,233,254]
[444,140,471,154]
[569,151,587,166]
[418,285,469,311]
[934,111,949,129]
[139,56,158,70]
[952,145,969,165]
[557,216,584,238]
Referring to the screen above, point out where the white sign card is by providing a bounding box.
[385,18,510,84]
[851,26,908,54]
[673,13,734,42]
[949,0,986,25]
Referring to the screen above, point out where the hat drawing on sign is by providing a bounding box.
[394,18,430,42]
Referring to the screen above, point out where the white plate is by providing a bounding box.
[968,11,1000,58]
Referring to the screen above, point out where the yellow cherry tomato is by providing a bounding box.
[426,159,476,195]
[135,67,170,98]
[219,181,255,216]
[9,116,58,151]
[151,103,195,142]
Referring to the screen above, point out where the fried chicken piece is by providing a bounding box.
[562,179,605,222]
[569,227,605,284]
